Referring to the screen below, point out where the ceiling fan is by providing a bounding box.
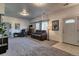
[19,9,29,16]
[64,3,69,6]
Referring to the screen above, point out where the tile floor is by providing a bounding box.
[53,42,79,56]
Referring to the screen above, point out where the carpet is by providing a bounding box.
[31,38,59,47]
[0,37,72,56]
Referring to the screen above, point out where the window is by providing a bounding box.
[42,21,48,30]
[35,22,40,30]
[35,21,48,30]
[65,19,75,24]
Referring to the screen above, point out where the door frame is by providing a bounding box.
[62,16,77,44]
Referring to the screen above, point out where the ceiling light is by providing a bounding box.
[20,9,29,16]
[33,3,46,7]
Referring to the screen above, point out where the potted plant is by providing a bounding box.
[0,23,8,37]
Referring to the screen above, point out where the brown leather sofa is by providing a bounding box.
[31,30,47,41]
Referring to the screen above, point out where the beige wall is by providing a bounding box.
[31,5,79,42]
[2,16,29,37]
[48,19,63,42]
[0,3,5,14]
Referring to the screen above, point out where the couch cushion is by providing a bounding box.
[36,30,46,33]
[32,34,41,36]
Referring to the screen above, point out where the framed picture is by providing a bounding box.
[15,23,20,29]
[52,20,59,31]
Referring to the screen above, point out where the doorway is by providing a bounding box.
[63,18,78,45]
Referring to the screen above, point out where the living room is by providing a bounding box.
[0,3,79,56]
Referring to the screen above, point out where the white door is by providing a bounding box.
[63,18,77,45]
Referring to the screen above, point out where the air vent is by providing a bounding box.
[64,3,69,6]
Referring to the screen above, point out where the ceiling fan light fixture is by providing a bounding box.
[20,9,29,16]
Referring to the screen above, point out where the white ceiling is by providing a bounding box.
[5,3,79,20]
